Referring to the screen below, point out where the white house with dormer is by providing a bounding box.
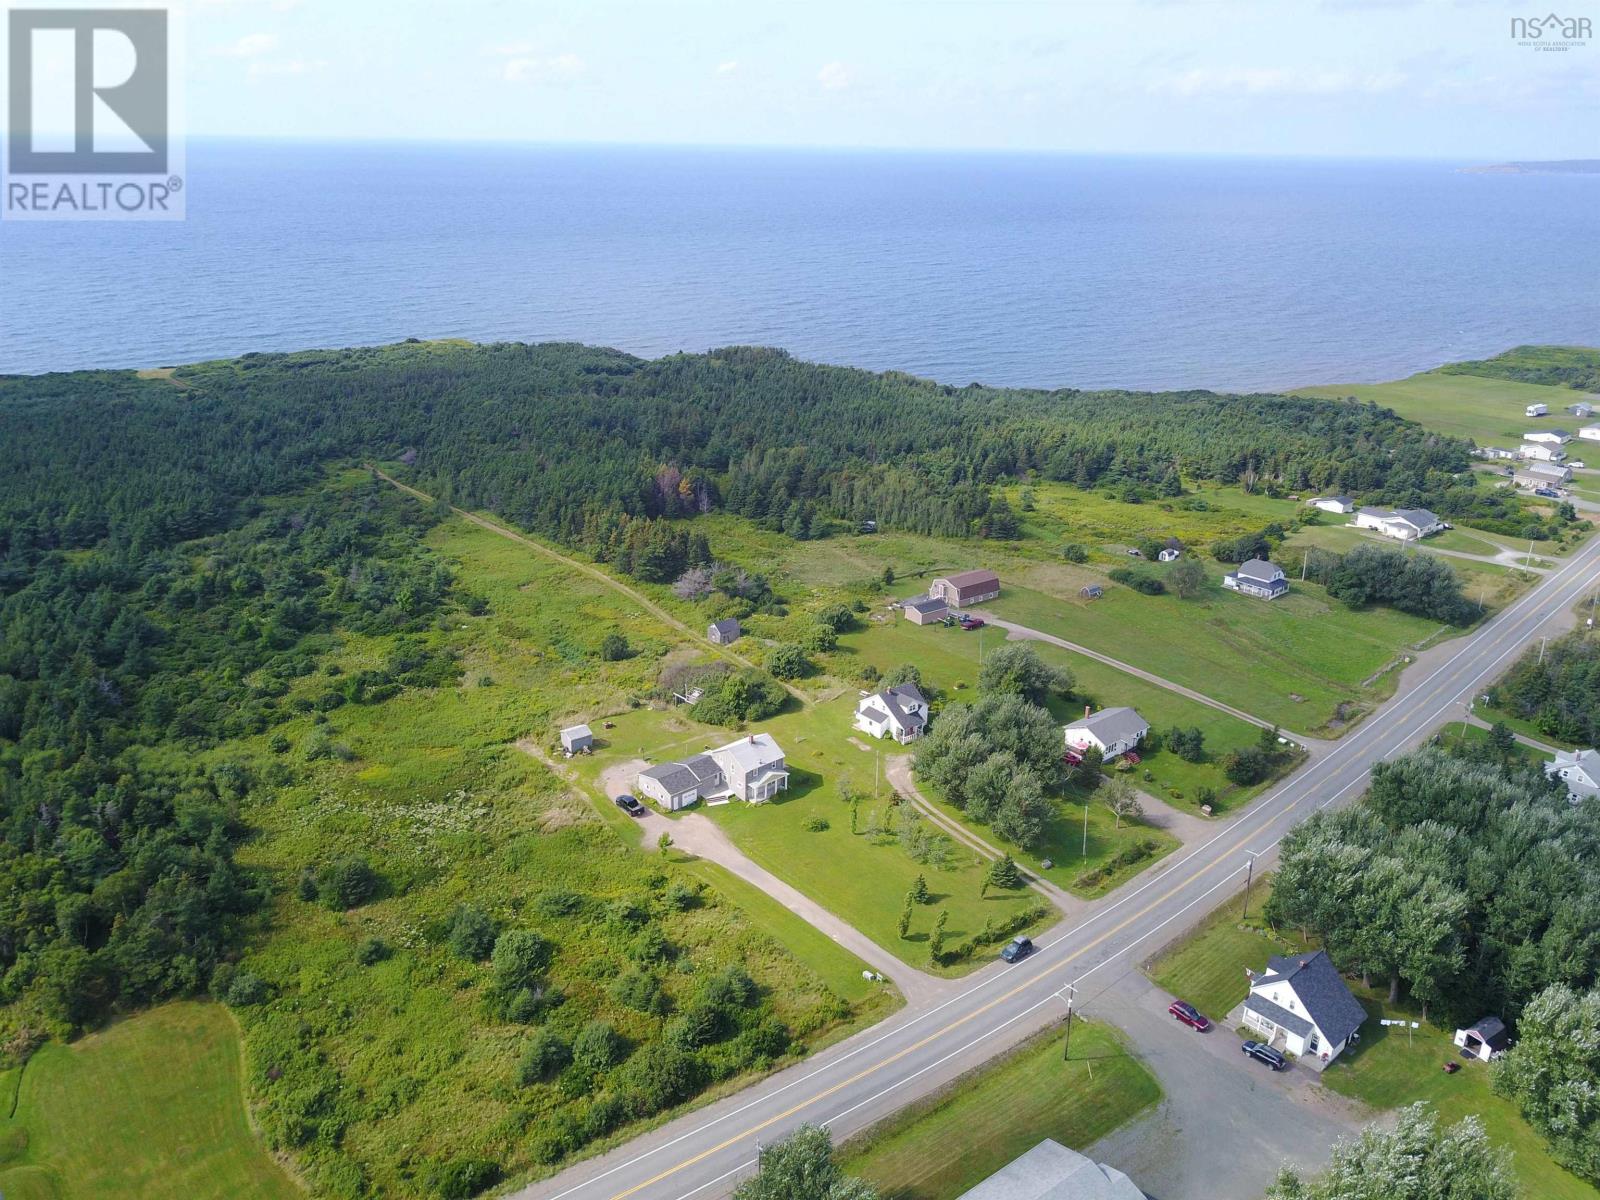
[1242,950,1367,1066]
[1222,558,1288,600]
[855,683,929,744]
[1545,748,1600,802]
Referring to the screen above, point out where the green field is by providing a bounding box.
[1145,878,1312,1021]
[1324,1006,1600,1200]
[990,577,1441,735]
[0,1003,300,1200]
[840,1021,1160,1200]
[569,701,1053,974]
[1296,370,1593,447]
[1278,524,1539,612]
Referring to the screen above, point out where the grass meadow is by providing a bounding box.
[1294,370,1593,447]
[840,1021,1160,1200]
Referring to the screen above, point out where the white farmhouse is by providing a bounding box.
[1243,950,1367,1067]
[854,683,929,744]
[1307,496,1354,514]
[1353,507,1444,541]
[1064,706,1149,760]
[636,733,791,809]
[1222,558,1288,600]
[1520,441,1568,463]
[1545,748,1600,802]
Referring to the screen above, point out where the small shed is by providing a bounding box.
[559,724,594,755]
[708,617,741,645]
[1079,584,1104,599]
[1453,1017,1509,1062]
[1157,548,1180,562]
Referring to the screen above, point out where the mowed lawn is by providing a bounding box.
[842,617,1280,815]
[1278,524,1538,612]
[0,1002,300,1200]
[570,702,1052,976]
[1324,1010,1600,1200]
[990,576,1443,735]
[1145,878,1312,1022]
[840,1021,1159,1200]
[1295,370,1592,446]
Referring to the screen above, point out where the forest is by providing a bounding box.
[1267,744,1600,1031]
[1486,630,1600,745]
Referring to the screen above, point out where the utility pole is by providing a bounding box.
[1241,853,1257,921]
[1301,551,1308,582]
[1060,984,1078,1061]
[1082,801,1089,859]
[1539,635,1549,665]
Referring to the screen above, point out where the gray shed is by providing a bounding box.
[559,724,593,755]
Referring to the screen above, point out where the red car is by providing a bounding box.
[959,616,986,630]
[1168,1000,1212,1031]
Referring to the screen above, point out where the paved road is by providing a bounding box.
[516,534,1600,1200]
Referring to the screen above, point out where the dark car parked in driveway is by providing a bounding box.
[1168,1000,1212,1031]
[1242,1040,1288,1070]
[999,936,1034,963]
[614,794,646,817]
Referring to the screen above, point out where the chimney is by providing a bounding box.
[1085,704,1092,719]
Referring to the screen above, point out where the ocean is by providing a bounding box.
[1,141,1596,390]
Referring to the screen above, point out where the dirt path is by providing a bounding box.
[1463,712,1561,755]
[884,756,1078,915]
[520,745,950,1006]
[982,616,1308,742]
[369,466,808,704]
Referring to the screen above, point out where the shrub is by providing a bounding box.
[765,643,811,680]
[447,905,497,961]
[516,1029,572,1086]
[614,1042,703,1118]
[804,816,830,832]
[610,970,670,1016]
[1108,567,1166,595]
[1061,543,1089,563]
[316,855,379,910]
[491,930,554,994]
[814,603,856,632]
[355,937,390,966]
[572,1020,626,1074]
[599,631,631,661]
[423,1157,501,1200]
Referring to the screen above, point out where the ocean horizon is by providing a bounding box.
[1,140,1596,390]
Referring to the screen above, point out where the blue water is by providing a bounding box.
[1,141,1596,389]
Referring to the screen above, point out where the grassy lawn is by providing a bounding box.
[0,1002,300,1200]
[1323,1006,1600,1200]
[1278,524,1538,612]
[990,578,1441,735]
[1295,370,1590,447]
[840,1020,1159,1200]
[1145,878,1312,1022]
[841,617,1280,814]
[572,702,1051,976]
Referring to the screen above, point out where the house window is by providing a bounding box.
[1308,1033,1320,1053]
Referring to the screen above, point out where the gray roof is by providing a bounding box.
[955,1140,1143,1200]
[709,618,741,639]
[902,595,948,613]
[638,762,700,794]
[1464,1016,1508,1047]
[873,683,927,730]
[1066,706,1148,745]
[1244,993,1313,1039]
[1393,508,1440,528]
[938,568,1000,590]
[1254,951,1367,1046]
[1235,558,1284,583]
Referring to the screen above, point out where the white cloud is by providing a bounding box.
[715,60,739,75]
[817,61,851,91]
[503,53,586,84]
[1151,67,1408,97]
[212,32,280,58]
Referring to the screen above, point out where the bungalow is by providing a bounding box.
[1519,441,1567,463]
[1454,1016,1510,1062]
[709,733,790,802]
[855,683,929,744]
[901,595,950,625]
[707,617,741,645]
[1308,495,1354,514]
[1064,705,1149,760]
[1545,748,1600,802]
[1580,424,1600,443]
[953,1140,1143,1200]
[1526,402,1549,417]
[1569,401,1595,419]
[636,754,724,811]
[1477,446,1518,461]
[1353,507,1444,541]
[1525,428,1572,445]
[1243,950,1367,1066]
[1223,558,1288,600]
[929,569,1001,608]
[558,724,593,755]
[1515,462,1573,489]
[636,733,791,809]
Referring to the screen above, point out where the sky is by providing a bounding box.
[177,0,1597,158]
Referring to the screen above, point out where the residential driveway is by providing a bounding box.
[1082,970,1368,1200]
[598,760,954,1008]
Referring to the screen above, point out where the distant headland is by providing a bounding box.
[1461,159,1600,175]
